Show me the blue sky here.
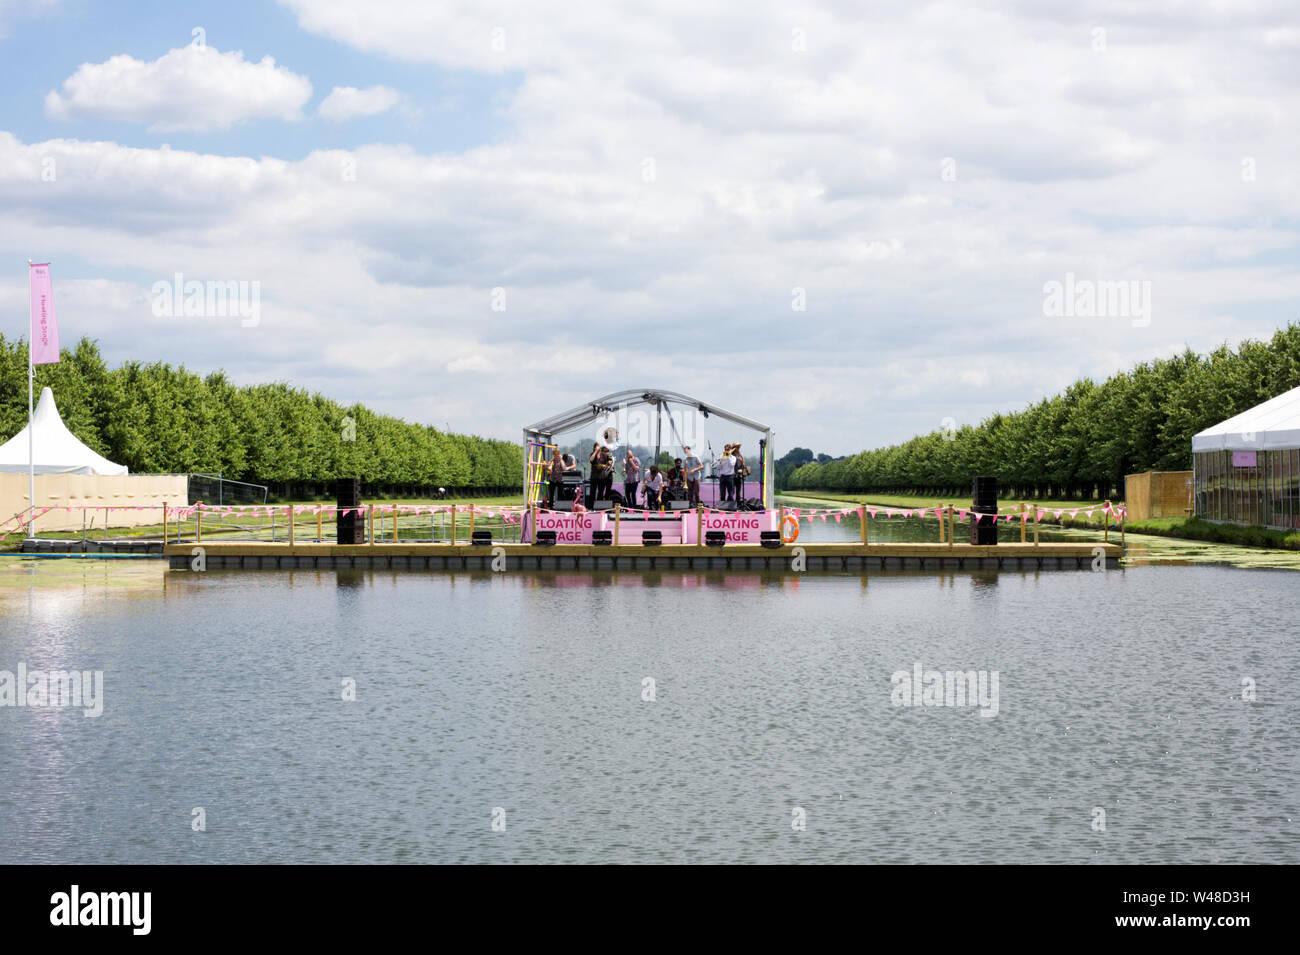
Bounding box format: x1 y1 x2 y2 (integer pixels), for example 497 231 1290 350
1 0 1298 456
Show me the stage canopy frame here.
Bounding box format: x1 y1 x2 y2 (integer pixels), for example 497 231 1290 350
522 389 774 507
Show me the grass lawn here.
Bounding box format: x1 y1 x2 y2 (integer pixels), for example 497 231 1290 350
778 490 1112 510
2 494 528 548
777 489 1119 527
1125 516 1300 551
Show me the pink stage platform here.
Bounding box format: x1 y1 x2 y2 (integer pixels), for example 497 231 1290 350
526 507 777 544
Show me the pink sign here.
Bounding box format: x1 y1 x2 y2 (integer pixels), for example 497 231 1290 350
1232 450 1257 467
28 263 60 365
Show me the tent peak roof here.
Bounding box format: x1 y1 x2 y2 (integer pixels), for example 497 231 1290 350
524 389 770 436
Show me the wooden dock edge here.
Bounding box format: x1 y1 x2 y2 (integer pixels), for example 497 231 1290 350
165 541 1123 573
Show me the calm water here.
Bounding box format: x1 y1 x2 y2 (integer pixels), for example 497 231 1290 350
1 544 1297 864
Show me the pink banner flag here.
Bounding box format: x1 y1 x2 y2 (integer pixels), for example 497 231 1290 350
29 263 60 364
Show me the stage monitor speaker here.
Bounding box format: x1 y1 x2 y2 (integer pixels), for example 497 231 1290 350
704 530 726 547
592 499 614 511
534 530 557 546
642 530 663 546
551 500 574 512
713 500 737 512
668 500 690 510
471 530 493 546
592 530 613 546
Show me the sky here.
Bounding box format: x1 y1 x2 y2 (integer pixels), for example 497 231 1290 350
1 0 1297 457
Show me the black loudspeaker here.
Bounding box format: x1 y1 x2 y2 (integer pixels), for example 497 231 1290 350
592 499 614 511
668 500 690 510
642 531 662 546
335 477 361 506
972 476 999 507
336 511 365 544
534 530 557 546
704 530 726 547
759 530 783 549
471 530 493 546
713 500 737 512
592 530 613 546
551 500 574 512
969 511 998 545
335 477 364 543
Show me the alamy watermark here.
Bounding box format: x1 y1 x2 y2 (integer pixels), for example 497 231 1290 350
1043 271 1150 327
152 272 260 327
0 663 103 717
890 662 999 717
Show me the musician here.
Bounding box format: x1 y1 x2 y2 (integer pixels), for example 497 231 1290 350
732 443 749 503
589 443 614 505
545 448 564 509
622 449 641 508
642 465 666 510
715 443 736 502
668 457 684 486
683 445 703 506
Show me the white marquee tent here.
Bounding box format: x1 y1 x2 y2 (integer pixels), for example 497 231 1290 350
0 386 127 475
1192 383 1300 451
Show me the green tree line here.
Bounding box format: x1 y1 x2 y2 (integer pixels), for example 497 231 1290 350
0 336 521 497
785 322 1300 499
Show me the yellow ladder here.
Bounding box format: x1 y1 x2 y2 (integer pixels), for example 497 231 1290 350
526 441 556 506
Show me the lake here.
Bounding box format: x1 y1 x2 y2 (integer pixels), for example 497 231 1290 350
1 522 1297 863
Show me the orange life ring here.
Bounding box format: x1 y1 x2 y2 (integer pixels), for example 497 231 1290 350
781 514 800 543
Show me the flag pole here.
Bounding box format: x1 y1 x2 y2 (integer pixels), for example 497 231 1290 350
26 258 34 538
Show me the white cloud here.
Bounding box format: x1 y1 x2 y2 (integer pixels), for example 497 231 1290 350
5 2 1300 453
445 354 493 373
317 85 401 121
45 44 312 132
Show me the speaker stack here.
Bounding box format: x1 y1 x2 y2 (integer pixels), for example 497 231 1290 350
335 477 365 544
970 476 999 545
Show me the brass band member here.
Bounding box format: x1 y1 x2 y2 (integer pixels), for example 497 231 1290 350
732 443 749 502
589 442 614 505
683 445 703 506
622 448 641 507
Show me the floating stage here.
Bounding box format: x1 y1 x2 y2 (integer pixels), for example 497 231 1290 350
164 540 1123 572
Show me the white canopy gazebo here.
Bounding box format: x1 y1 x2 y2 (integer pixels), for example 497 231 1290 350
0 387 127 475
1191 384 1300 527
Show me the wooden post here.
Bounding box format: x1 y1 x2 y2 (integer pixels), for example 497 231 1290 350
1020 502 1027 543
614 504 621 545
288 505 295 545
450 505 457 545
860 504 867 544
697 504 704 546
392 506 398 543
937 504 944 544
104 507 109 540
779 505 785 544
468 505 475 539
316 506 323 541
368 504 375 546
162 503 168 545
195 501 203 543
947 505 954 548
1120 505 1125 548
1034 506 1040 547
1103 501 1110 543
